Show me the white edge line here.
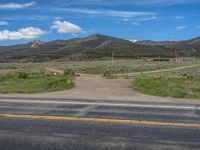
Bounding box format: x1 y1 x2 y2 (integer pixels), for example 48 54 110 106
0 99 195 110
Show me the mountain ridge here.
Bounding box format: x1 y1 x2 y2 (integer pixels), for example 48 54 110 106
0 34 199 62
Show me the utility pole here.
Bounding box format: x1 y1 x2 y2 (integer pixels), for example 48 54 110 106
174 49 177 58
112 51 114 65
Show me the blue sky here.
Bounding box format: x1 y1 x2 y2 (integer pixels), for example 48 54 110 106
0 0 200 45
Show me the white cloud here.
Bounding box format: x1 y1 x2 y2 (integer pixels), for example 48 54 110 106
125 0 200 6
0 16 62 21
0 1 35 9
138 16 159 21
176 25 186 30
121 18 131 22
55 8 155 18
0 21 8 26
0 27 47 41
54 0 200 6
131 22 140 26
51 21 82 34
102 10 154 18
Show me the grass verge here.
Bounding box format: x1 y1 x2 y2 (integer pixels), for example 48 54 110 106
133 76 200 99
0 75 74 94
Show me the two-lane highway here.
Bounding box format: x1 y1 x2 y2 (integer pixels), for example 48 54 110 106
0 98 200 150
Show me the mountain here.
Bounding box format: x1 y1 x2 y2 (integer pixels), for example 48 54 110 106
30 40 45 48
136 37 200 56
136 40 181 47
0 34 199 62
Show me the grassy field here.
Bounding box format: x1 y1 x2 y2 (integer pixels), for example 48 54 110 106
0 73 74 94
133 61 200 99
143 65 200 77
0 59 200 75
0 59 199 97
134 76 200 99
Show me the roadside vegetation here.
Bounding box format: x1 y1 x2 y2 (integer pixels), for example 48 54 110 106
103 69 118 79
133 65 200 99
0 71 74 94
0 58 200 98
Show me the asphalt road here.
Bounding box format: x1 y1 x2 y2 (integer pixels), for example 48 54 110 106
0 98 200 150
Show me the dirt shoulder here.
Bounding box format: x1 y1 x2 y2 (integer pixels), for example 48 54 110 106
0 75 200 104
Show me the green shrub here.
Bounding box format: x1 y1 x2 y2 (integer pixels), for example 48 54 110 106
17 72 28 79
63 68 75 76
103 69 117 79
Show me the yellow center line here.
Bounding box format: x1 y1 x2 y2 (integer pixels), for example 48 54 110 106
0 113 200 128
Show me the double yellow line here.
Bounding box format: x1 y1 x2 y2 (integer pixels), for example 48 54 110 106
1 113 200 128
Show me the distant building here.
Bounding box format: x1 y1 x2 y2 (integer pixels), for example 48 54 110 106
169 58 184 62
